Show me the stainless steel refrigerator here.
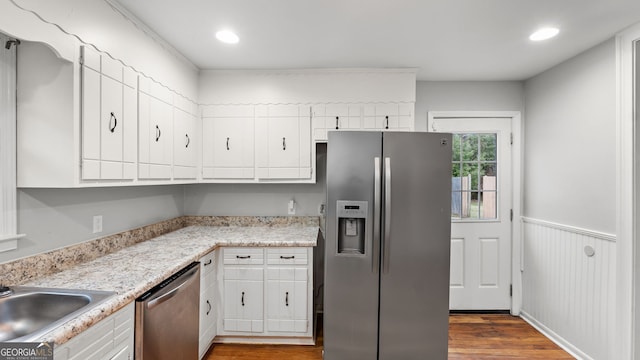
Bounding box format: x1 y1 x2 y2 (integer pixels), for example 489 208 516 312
324 131 452 360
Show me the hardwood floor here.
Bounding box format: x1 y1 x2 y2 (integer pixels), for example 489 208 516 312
205 314 574 359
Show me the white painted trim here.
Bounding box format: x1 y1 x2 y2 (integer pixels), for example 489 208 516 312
0 32 23 253
616 22 640 360
426 110 523 316
522 217 616 242
520 311 590 360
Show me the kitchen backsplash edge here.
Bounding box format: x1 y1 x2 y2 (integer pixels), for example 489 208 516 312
0 216 319 286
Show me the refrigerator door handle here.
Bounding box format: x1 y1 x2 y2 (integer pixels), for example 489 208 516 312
383 157 391 274
373 157 381 273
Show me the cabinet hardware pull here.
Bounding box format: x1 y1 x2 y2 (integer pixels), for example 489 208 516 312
226 137 230 150
206 300 211 315
385 115 389 129
280 255 295 259
185 134 190 148
241 291 245 306
203 259 212 266
109 112 117 133
282 137 286 150
285 291 289 307
155 125 161 141
236 255 251 259
335 116 339 130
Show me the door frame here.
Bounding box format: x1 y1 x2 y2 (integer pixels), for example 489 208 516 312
427 111 522 315
616 22 640 360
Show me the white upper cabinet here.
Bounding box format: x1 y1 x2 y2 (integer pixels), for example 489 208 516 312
255 105 311 180
363 103 413 131
202 105 255 180
312 102 415 142
138 77 173 180
173 108 198 180
312 104 364 141
80 46 137 181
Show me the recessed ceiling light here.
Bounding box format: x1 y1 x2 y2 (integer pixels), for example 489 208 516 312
529 27 560 41
216 30 239 44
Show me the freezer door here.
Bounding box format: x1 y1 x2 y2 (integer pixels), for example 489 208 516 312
378 132 452 360
324 131 381 360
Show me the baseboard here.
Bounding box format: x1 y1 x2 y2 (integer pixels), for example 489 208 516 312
520 311 587 360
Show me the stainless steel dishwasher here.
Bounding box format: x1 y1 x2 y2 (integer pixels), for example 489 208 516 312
135 262 200 360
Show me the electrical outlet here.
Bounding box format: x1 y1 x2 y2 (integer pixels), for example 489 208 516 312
318 203 326 215
93 215 103 234
288 200 296 215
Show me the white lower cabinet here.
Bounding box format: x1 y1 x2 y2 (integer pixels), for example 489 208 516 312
223 267 264 332
199 250 218 359
54 302 134 360
217 247 313 344
266 267 308 333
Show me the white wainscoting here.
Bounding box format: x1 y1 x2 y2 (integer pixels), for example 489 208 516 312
521 217 616 360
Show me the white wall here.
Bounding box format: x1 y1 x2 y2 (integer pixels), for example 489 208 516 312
415 81 524 131
524 39 616 233
183 145 327 217
521 38 617 360
199 69 416 104
1 186 185 264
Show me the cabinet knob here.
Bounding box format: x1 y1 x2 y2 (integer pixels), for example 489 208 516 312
285 291 289 307
282 137 286 151
336 116 339 130
226 137 230 151
280 255 295 260
385 115 389 129
236 255 251 259
185 134 190 148
241 291 245 306
155 125 161 142
206 300 211 315
203 259 212 266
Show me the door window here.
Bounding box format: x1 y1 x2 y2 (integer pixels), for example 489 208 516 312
451 133 498 220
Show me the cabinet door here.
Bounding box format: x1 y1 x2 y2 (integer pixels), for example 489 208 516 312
139 94 172 179
173 109 198 179
266 267 308 333
100 74 124 179
268 116 300 168
202 115 254 179
199 251 217 358
108 347 129 360
100 75 123 163
255 105 311 179
148 98 172 165
223 267 264 333
311 105 326 141
122 84 137 179
81 66 101 180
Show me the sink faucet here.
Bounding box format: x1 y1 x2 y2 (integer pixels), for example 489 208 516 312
0 285 13 297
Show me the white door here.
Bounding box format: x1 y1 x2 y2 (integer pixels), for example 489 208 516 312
429 117 512 310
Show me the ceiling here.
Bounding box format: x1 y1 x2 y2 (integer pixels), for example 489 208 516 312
112 0 640 81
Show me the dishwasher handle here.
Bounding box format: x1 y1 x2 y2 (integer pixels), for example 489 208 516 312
146 264 199 310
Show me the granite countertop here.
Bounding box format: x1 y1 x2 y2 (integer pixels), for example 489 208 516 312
21 224 319 345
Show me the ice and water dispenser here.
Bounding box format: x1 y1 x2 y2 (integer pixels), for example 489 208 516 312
336 200 368 255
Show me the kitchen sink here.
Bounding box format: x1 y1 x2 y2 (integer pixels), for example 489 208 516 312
0 286 115 342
